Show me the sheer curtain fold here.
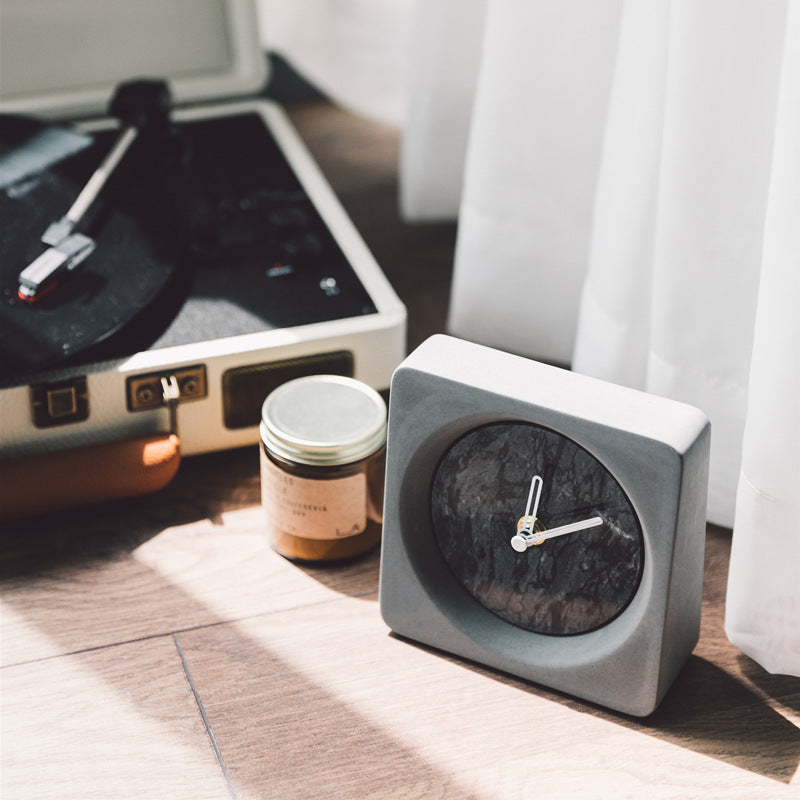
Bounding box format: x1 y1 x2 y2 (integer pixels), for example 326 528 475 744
724 1 800 676
447 0 623 364
399 0 487 220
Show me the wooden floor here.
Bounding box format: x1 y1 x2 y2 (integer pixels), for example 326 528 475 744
2 99 799 800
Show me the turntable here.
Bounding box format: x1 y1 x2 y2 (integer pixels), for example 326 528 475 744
0 0 406 518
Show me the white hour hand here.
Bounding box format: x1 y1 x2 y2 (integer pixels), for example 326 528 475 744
510 515 603 552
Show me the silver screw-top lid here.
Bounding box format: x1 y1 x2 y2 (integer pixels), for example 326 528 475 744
260 375 387 466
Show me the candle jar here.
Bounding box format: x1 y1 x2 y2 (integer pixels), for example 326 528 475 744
260 375 387 562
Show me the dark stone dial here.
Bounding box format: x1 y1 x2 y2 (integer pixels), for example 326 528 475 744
430 422 644 636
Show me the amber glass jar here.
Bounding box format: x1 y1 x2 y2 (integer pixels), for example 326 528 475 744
260 375 387 562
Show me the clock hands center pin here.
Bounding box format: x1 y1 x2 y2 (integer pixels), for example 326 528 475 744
510 474 603 552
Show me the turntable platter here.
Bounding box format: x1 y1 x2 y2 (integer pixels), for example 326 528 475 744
0 115 183 377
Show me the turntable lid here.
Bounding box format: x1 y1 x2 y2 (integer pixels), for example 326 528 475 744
0 0 268 120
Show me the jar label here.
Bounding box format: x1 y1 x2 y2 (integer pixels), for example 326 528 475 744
261 450 367 539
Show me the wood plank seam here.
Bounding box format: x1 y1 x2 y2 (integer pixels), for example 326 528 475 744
0 589 379 670
173 632 238 799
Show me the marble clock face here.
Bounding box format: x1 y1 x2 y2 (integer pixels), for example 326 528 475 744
430 421 644 636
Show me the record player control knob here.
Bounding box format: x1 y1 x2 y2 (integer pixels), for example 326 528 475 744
320 278 340 297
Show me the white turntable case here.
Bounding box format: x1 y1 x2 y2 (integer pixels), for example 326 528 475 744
0 0 406 466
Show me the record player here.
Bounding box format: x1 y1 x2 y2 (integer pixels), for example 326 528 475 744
0 0 406 518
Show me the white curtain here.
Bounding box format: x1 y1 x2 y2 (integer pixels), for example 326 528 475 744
723 3 800 677
256 0 799 675
568 0 799 676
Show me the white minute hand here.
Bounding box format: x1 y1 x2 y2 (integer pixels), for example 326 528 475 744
510 515 603 552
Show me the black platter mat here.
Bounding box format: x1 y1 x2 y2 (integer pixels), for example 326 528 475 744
0 115 185 377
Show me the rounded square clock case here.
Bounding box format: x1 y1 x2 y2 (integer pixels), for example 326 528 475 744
378 335 710 717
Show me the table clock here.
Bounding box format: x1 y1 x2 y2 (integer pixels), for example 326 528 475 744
379 335 710 716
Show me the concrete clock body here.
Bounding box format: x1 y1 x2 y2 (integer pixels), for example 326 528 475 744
378 335 710 716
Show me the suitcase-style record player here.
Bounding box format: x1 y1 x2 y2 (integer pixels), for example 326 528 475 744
0 0 406 518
